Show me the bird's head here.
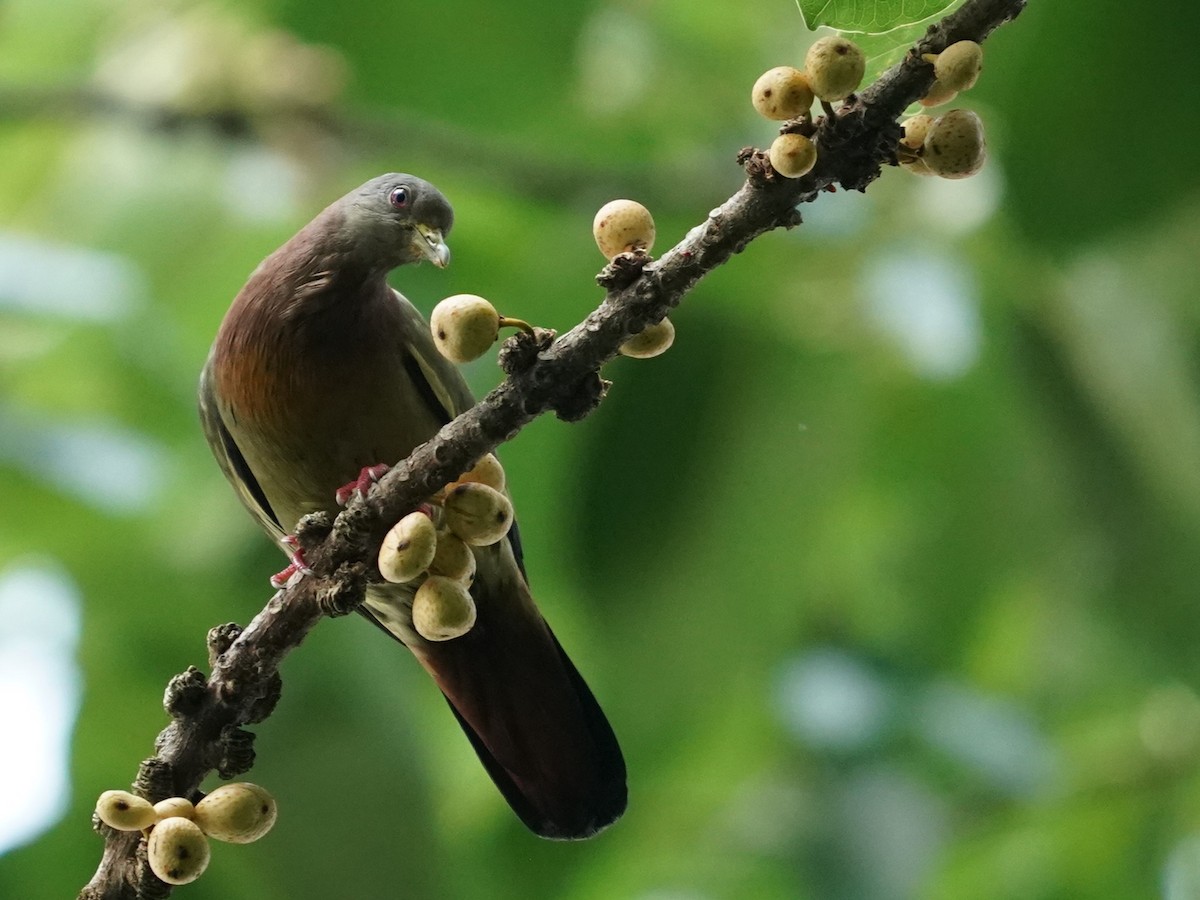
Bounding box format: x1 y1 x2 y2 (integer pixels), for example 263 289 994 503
340 173 454 271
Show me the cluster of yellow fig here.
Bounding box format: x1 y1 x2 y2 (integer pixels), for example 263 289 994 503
750 36 867 179
747 34 986 182
897 41 987 179
376 454 512 641
899 108 986 179
95 783 276 885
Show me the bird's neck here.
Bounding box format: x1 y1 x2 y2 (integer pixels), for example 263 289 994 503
249 212 393 322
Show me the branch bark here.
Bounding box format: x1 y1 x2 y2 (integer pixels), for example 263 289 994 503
80 1 1026 895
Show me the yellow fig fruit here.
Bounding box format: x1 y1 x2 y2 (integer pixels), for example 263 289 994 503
153 797 195 821
919 79 958 108
898 115 937 176
378 511 438 584
804 36 866 101
193 782 277 844
933 40 983 92
412 576 477 641
454 453 506 492
768 133 817 179
427 530 477 584
923 108 986 179
147 817 210 885
431 294 501 364
751 66 814 120
593 199 655 259
95 790 157 832
900 114 934 150
619 317 676 359
900 156 937 177
443 482 514 546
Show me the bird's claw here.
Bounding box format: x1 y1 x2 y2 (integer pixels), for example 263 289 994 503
335 463 391 506
270 535 314 588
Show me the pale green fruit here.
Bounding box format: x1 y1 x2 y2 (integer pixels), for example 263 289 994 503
804 36 865 101
619 317 676 359
193 782 277 844
378 511 438 584
593 199 655 259
768 133 817 178
924 108 986 179
934 41 983 92
455 453 506 491
412 576 477 641
147 817 211 885
95 790 157 831
751 66 814 120
431 294 500 363
153 798 195 821
900 114 934 150
444 482 514 546
427 530 476 584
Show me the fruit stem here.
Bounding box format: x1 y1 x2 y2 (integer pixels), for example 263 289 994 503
498 316 535 335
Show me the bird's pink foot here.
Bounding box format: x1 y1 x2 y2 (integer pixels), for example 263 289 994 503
270 535 314 588
335 464 392 506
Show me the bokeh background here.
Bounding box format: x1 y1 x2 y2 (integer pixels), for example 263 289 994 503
3 0 1200 897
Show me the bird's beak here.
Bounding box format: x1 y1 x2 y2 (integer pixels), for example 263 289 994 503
414 223 451 268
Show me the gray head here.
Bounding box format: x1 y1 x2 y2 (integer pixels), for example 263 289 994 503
338 173 454 271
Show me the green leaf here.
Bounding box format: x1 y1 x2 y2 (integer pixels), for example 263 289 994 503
797 0 961 34
795 0 967 84
853 18 940 83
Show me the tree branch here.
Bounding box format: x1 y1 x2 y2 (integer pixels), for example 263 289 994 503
80 1 1026 895
0 84 704 211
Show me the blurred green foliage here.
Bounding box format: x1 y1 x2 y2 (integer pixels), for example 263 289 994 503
2 1 1200 898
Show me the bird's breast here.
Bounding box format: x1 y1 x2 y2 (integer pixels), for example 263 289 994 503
214 291 444 529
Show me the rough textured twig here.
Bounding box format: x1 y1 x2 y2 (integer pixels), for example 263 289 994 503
80 1 1026 895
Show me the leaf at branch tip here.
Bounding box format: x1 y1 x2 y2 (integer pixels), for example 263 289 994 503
796 0 968 88
796 0 961 33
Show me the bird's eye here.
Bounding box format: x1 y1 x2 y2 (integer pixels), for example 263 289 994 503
389 187 410 209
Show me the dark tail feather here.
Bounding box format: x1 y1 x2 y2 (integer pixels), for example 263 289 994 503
414 577 627 840
443 633 626 839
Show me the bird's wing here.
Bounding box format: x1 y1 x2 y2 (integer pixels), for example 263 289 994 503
198 358 287 544
389 288 528 576
392 287 475 418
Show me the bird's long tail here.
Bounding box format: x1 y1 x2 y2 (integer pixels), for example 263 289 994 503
364 553 627 840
